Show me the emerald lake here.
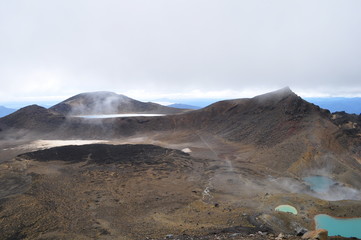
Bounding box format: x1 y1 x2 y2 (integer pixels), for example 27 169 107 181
315 214 361 238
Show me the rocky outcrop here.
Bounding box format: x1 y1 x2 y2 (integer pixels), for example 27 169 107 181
330 111 361 160
302 229 328 240
331 111 361 137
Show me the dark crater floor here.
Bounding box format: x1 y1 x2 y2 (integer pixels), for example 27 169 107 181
18 144 190 165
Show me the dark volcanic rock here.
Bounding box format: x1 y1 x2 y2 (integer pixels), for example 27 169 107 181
330 111 361 158
18 144 190 166
331 111 361 137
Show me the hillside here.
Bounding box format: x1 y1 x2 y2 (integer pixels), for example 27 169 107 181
0 105 65 135
172 87 330 143
50 91 188 115
0 88 360 239
161 88 361 180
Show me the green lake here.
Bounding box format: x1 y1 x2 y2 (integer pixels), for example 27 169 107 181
275 205 297 215
304 176 334 193
315 214 361 238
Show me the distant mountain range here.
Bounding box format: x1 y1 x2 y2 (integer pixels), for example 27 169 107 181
0 106 16 118
305 97 361 114
167 103 200 110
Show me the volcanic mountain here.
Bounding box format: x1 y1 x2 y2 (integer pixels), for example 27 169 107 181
0 88 360 239
49 91 188 115
1 87 360 178
0 105 65 135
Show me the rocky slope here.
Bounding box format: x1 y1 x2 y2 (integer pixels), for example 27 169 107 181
1 143 360 239
172 87 331 144
330 111 361 137
0 144 208 239
0 105 65 135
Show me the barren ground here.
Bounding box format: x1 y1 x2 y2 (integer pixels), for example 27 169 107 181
0 132 360 240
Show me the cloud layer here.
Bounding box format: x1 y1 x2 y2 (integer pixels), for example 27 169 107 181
1 0 361 103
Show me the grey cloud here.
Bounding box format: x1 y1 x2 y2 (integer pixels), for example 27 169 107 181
1 0 361 102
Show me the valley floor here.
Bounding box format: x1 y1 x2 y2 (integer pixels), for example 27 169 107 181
0 132 360 239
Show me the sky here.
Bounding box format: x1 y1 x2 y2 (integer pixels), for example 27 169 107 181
1 0 361 106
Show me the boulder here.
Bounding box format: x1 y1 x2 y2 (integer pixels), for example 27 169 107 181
302 229 328 240
275 233 285 240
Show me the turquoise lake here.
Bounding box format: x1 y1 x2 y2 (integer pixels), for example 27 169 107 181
304 176 335 193
315 214 361 238
275 205 298 215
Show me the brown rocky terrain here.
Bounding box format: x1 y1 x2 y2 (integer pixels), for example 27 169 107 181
330 111 361 159
0 88 360 239
330 111 361 136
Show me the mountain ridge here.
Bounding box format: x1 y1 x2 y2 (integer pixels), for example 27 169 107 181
0 88 359 178
49 91 188 115
0 88 341 142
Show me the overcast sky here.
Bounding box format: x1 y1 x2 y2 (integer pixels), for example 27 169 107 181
1 0 361 105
